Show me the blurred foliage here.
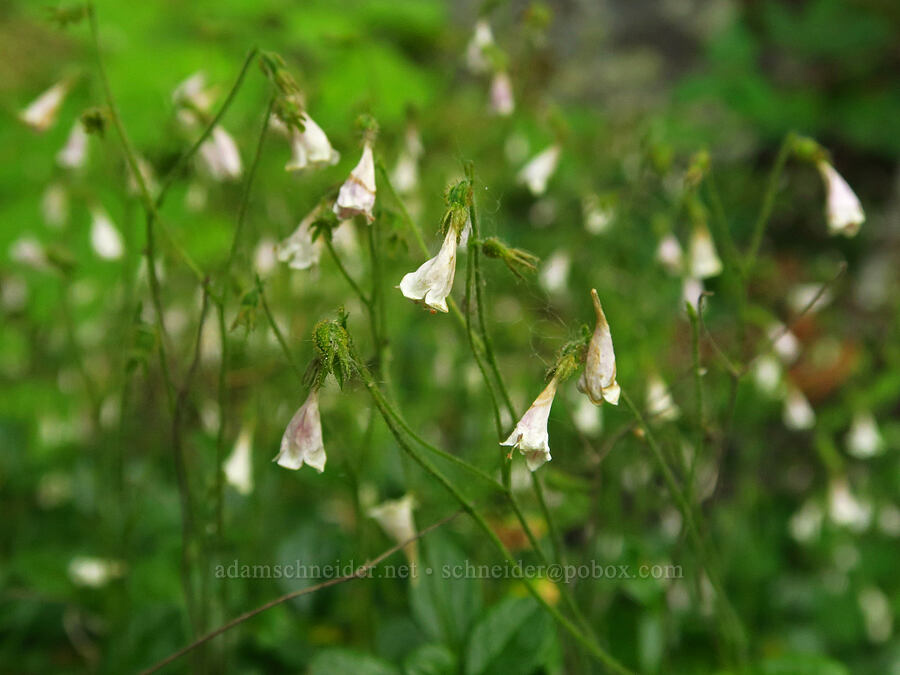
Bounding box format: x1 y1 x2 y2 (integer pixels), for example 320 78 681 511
1 0 899 673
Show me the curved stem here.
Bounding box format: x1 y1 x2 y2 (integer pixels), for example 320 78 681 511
744 133 795 276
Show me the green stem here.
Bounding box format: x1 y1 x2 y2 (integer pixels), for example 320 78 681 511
157 47 260 207
324 237 370 307
355 354 632 675
257 279 305 381
620 388 747 665
744 133 795 276
685 304 705 506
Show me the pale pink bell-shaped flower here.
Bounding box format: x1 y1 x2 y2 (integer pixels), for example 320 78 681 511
828 478 871 531
224 426 254 495
369 495 418 568
391 126 424 195
582 194 613 234
274 390 326 472
501 376 560 471
172 71 216 112
517 145 560 196
198 126 242 181
577 289 620 406
817 160 864 237
56 122 89 169
10 237 47 270
646 374 679 421
688 222 722 279
782 384 815 431
845 411 883 459
656 233 683 275
276 207 322 270
90 208 124 261
682 277 704 312
334 143 376 223
489 71 515 117
20 81 69 132
285 113 340 171
398 225 459 313
466 19 495 73
768 322 801 364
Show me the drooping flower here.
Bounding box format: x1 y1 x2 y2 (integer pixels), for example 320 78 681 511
845 412 883 459
285 112 340 171
334 143 376 223
517 145 560 196
276 206 322 270
828 478 872 532
398 224 459 313
688 222 722 279
817 160 864 237
466 19 495 73
391 125 424 195
68 556 125 588
782 383 815 431
369 495 418 568
768 322 800 364
577 289 620 406
172 71 216 112
539 250 570 295
9 237 47 270
751 354 783 397
501 375 560 471
274 389 326 472
42 183 69 228
20 81 69 132
224 426 254 495
646 374 679 421
56 121 89 169
582 194 613 235
198 126 242 181
489 71 515 117
90 208 124 260
655 233 683 275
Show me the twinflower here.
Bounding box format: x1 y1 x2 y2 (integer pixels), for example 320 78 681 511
688 222 722 279
90 208 124 261
224 426 254 495
334 143 376 223
198 126 243 181
20 81 69 132
817 160 864 236
274 390 326 472
501 375 560 471
285 112 340 171
276 206 322 270
517 145 560 196
398 224 460 313
489 71 515 117
577 289 620 406
369 495 419 569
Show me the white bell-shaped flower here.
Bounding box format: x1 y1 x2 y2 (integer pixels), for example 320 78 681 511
517 145 560 196
274 390 326 472
172 71 215 112
817 160 864 237
828 478 872 531
398 225 459 313
56 122 89 169
90 208 124 261
20 81 69 132
782 384 815 431
198 126 242 181
682 276 704 313
224 426 254 495
489 71 515 117
582 194 613 235
466 19 495 73
577 289 620 406
276 207 322 270
768 322 800 364
285 113 340 171
845 412 883 459
334 143 376 223
752 354 783 397
655 233 683 275
42 183 69 228
369 495 418 568
9 237 47 270
646 374 679 421
688 222 722 279
68 556 124 588
501 375 560 471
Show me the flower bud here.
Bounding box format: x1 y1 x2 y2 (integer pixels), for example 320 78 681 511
481 237 538 280
56 122 89 169
688 221 722 279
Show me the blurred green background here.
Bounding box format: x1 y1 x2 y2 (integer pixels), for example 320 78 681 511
1 0 899 673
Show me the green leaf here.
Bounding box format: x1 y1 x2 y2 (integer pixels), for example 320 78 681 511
403 643 457 675
464 596 556 675
308 648 401 675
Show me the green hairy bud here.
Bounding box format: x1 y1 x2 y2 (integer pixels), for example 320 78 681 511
311 310 356 388
81 108 107 136
481 237 539 280
546 328 591 382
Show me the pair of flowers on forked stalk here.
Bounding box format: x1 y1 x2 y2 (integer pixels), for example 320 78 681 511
274 286 619 476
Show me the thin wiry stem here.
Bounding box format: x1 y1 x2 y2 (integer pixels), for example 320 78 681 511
744 133 795 275
157 47 260 206
138 509 465 675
